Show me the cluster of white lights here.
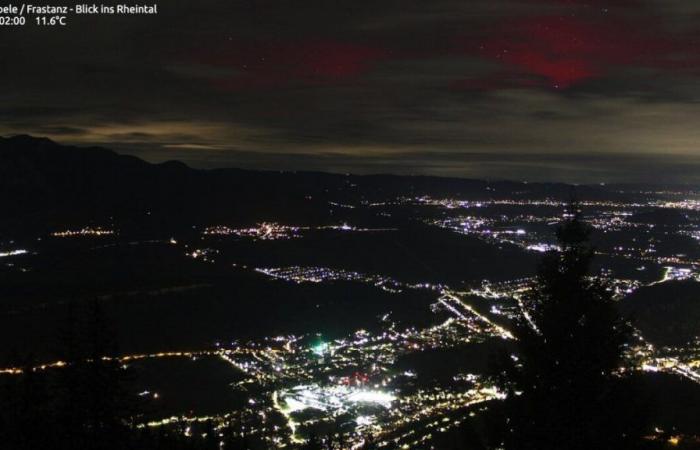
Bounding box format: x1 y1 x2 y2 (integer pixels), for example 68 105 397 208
279 384 396 414
51 227 114 237
0 249 28 258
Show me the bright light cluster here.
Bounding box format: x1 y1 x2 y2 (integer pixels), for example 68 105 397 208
0 249 28 258
51 227 114 237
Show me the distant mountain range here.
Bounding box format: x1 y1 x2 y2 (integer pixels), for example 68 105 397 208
0 135 633 236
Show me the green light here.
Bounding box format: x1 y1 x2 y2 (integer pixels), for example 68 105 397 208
311 341 329 356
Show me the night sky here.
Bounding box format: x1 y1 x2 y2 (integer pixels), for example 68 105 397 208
3 0 700 183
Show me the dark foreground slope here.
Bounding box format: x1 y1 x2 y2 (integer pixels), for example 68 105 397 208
620 280 700 347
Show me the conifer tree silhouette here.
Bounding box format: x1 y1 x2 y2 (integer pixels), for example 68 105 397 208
491 201 649 450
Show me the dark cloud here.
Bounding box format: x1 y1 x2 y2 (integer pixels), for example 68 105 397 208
2 0 700 183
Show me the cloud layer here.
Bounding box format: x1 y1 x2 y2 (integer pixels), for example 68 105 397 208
2 0 700 183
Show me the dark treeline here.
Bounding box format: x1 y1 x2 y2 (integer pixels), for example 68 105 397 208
0 301 250 450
